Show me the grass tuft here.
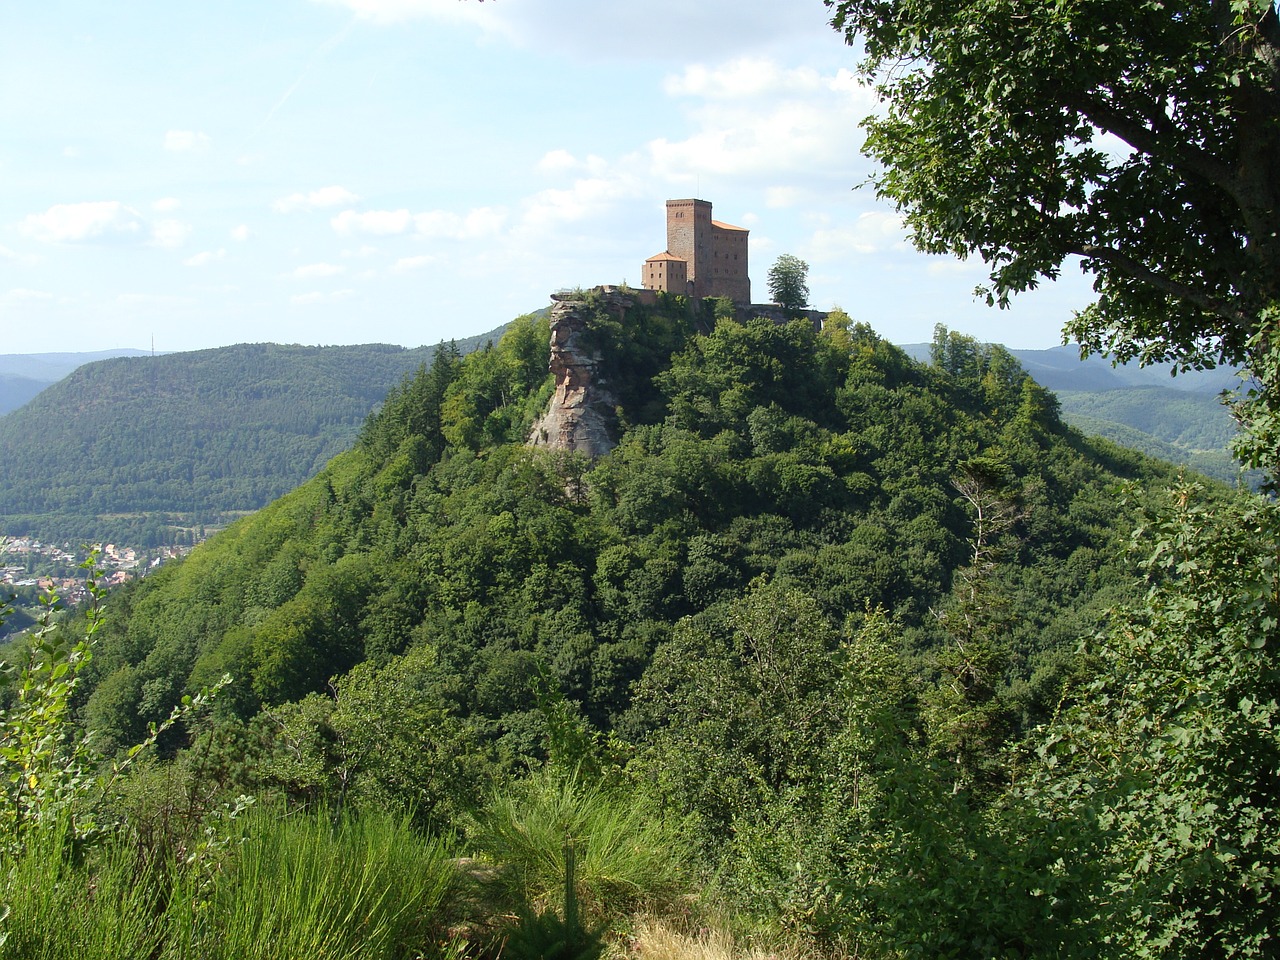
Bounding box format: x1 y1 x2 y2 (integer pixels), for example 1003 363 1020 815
473 766 693 924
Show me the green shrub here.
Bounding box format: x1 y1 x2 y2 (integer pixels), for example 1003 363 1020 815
473 765 692 924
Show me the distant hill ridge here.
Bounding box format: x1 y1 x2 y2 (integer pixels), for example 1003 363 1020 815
898 342 1240 394
0 330 506 544
0 349 151 415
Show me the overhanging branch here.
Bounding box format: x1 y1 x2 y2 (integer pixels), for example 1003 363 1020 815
1065 94 1244 206
1069 243 1253 332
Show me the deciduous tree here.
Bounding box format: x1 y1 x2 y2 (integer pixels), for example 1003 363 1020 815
766 254 811 316
827 0 1280 474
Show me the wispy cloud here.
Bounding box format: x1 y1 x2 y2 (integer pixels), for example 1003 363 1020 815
152 219 193 248
391 254 433 273
185 249 227 267
807 212 909 258
21 201 147 244
289 262 346 279
330 208 412 236
20 200 193 248
537 150 608 176
647 59 880 183
414 206 507 240
116 292 196 307
664 58 824 100
291 288 355 305
164 130 211 153
2 288 55 302
308 0 497 28
273 185 361 213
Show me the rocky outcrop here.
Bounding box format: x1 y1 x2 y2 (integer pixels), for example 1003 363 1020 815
527 290 625 457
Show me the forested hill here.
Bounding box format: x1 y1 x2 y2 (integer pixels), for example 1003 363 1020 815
79 296 1189 766
0 349 149 416
901 341 1253 485
0 332 503 545
46 296 1268 952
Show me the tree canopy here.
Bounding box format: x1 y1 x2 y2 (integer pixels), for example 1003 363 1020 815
766 254 811 315
826 0 1280 474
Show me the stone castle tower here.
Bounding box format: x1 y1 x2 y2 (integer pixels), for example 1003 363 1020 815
641 199 750 304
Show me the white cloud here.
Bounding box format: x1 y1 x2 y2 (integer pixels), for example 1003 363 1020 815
538 149 578 174
808 211 909 258
309 0 498 28
414 206 507 240
164 130 211 153
927 258 984 276
151 219 192 248
330 208 412 236
116 292 195 307
3 288 54 302
341 245 379 258
289 262 346 279
646 58 881 185
664 58 823 100
21 201 147 244
537 150 609 176
0 245 40 267
391 254 434 273
62 146 80 159
230 224 251 242
367 1 819 59
520 176 641 233
152 197 181 212
648 97 863 180
291 288 355 306
765 186 804 208
272 185 361 213
184 249 226 267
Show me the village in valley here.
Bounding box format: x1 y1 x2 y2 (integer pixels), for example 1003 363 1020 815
1 537 191 606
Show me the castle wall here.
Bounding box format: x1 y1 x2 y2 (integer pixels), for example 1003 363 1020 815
642 199 751 304
708 222 750 303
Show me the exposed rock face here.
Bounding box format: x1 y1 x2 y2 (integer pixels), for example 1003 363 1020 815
527 290 622 457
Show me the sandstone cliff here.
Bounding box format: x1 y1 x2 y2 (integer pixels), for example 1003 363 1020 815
527 290 623 457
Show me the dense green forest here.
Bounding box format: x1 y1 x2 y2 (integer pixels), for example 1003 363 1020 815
6 292 1274 956
0 335 501 546
74 302 1168 754
899 343 1255 487
1 332 1249 553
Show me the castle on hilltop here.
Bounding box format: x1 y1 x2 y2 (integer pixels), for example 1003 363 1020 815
642 199 750 304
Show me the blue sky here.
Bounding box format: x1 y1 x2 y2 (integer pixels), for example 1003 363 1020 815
1 0 1096 355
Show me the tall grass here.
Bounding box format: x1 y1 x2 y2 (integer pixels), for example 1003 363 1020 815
473 766 692 923
0 819 166 960
0 809 462 960
172 808 460 960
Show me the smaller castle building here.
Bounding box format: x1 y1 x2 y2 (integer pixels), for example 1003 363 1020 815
642 199 750 304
